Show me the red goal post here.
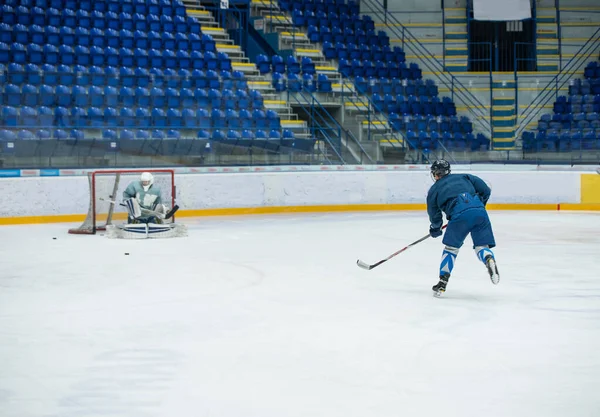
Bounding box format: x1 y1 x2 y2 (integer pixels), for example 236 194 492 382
68 169 176 235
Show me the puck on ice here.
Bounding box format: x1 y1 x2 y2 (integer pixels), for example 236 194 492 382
125 252 129 255
52 237 57 240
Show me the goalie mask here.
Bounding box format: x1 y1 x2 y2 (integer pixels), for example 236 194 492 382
140 172 154 191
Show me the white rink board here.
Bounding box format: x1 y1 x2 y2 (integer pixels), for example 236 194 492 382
0 169 583 218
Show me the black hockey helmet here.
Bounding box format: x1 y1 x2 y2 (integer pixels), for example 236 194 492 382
430 159 451 180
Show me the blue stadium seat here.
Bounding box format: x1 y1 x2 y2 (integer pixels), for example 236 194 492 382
209 88 222 108
120 129 134 140
240 109 252 129
2 106 18 126
134 30 148 49
240 129 255 147
180 88 193 107
165 87 179 107
317 74 332 92
226 110 240 129
18 130 36 140
194 88 209 107
19 106 38 127
303 73 316 92
250 90 263 108
136 108 150 128
266 110 280 129
287 56 301 75
103 107 118 127
119 107 135 128
22 84 38 107
135 87 150 107
256 54 270 74
120 86 135 107
272 55 285 73
136 129 150 140
167 108 182 128
212 129 225 141
191 50 204 70
182 108 196 127
10 42 26 64
253 109 267 129
150 87 165 107
211 108 226 129
197 109 210 129
152 108 166 127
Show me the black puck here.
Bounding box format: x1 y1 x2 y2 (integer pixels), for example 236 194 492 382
125 253 130 255
52 237 57 240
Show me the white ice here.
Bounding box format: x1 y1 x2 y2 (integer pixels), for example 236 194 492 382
0 211 599 417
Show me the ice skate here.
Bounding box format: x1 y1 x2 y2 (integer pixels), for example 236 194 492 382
485 255 500 285
432 274 450 297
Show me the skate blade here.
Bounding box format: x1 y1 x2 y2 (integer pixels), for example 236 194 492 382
433 289 445 298
486 258 500 285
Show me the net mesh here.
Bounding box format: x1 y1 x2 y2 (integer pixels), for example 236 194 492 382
68 170 175 234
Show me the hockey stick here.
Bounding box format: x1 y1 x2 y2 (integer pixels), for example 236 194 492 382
356 224 448 270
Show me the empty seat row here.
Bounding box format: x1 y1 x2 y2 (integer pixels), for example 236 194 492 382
389 114 473 134
323 42 404 63
357 77 438 97
0 26 213 50
1 86 259 109
279 0 360 16
1 106 283 129
1 44 226 70
0 1 189 25
339 60 422 80
0 128 292 141
256 55 317 75
0 65 248 91
522 130 600 152
271 73 330 93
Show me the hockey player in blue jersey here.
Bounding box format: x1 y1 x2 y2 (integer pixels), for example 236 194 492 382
427 160 499 297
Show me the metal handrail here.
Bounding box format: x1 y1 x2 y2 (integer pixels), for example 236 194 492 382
361 0 492 137
516 27 600 138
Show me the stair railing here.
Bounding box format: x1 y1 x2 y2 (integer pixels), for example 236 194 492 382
361 0 492 138
515 27 600 139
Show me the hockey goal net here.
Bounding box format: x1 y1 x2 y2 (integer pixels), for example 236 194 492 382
68 169 176 235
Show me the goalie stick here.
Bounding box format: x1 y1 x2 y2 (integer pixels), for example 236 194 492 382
357 225 448 271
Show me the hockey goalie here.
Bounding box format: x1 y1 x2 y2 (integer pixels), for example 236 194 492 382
106 172 187 239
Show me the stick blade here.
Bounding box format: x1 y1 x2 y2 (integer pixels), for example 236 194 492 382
356 259 372 270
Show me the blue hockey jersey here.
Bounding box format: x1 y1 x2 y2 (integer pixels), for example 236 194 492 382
426 174 491 229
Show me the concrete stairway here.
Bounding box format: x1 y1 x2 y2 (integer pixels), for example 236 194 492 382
184 2 312 138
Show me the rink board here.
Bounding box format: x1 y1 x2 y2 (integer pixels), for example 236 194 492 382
0 166 599 225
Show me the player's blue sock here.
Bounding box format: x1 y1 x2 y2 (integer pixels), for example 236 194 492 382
476 247 494 263
439 248 457 276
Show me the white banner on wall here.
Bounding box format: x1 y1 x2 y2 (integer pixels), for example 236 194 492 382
473 0 531 21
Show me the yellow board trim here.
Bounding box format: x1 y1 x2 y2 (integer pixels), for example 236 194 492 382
3 203 600 225
581 173 600 204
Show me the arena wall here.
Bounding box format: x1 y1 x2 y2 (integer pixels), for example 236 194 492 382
0 165 599 225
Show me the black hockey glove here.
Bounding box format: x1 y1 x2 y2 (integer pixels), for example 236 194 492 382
429 226 443 238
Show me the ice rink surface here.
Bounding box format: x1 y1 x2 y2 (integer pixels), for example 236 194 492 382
1 211 599 417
